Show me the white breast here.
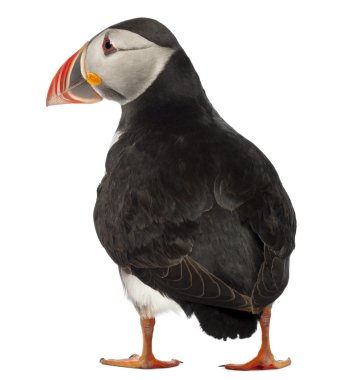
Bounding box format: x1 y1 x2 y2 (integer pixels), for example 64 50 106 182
109 130 122 148
120 269 181 318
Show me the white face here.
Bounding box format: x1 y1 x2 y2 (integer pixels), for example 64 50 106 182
83 29 175 104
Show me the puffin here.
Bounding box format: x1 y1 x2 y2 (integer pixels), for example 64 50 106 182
46 18 296 370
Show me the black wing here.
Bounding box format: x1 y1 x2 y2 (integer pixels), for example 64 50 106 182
94 127 296 312
94 136 213 268
94 134 253 311
213 134 297 310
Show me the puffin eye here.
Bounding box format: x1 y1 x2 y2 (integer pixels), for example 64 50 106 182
102 34 117 56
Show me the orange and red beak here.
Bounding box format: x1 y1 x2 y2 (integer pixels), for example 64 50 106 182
46 43 102 106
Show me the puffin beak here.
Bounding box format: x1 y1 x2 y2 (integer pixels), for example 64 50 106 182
46 43 102 106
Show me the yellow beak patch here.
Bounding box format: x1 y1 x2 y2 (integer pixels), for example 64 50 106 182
86 72 102 86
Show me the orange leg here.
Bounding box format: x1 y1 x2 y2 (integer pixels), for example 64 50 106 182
100 317 180 369
224 305 291 370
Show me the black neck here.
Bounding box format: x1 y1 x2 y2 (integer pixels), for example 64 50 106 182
118 49 215 131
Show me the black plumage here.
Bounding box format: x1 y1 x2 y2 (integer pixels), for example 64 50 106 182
93 19 296 341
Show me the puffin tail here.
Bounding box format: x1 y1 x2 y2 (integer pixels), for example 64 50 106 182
183 303 260 340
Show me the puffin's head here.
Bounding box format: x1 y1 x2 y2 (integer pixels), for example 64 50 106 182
46 18 180 106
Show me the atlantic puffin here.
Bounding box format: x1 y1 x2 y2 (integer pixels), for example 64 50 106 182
46 18 296 370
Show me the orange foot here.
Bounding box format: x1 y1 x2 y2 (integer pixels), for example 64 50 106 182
223 355 291 371
100 354 180 369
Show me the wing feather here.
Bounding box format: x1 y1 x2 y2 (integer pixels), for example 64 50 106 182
94 127 296 312
132 256 253 312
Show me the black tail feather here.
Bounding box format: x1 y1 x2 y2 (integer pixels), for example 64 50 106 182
182 302 260 340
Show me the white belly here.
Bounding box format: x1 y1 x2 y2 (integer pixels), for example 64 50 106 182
120 269 181 318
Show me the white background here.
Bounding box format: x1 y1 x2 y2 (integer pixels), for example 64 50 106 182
1 0 344 379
